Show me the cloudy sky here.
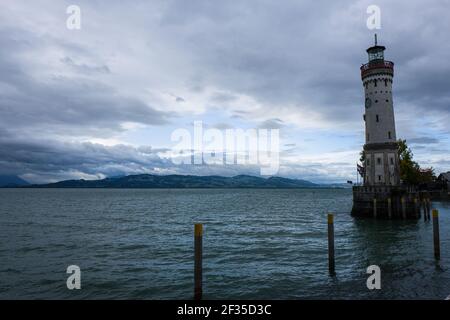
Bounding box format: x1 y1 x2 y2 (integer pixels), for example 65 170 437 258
0 0 449 184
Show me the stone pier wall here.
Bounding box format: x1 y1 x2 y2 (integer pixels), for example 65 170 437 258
352 185 425 219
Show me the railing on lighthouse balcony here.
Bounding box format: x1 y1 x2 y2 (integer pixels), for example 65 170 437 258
360 60 394 78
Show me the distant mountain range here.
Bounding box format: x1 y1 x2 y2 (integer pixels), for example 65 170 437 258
16 174 340 189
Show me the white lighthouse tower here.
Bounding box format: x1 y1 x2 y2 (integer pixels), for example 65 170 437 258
352 36 421 219
361 35 400 186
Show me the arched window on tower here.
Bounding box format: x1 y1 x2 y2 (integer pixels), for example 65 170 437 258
374 80 377 87
384 79 388 86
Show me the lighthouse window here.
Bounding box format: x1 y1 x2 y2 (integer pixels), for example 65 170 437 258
374 80 377 87
375 100 378 103
384 79 388 86
390 158 394 165
388 131 392 139
378 175 382 181
376 115 379 122
377 158 381 165
386 99 389 102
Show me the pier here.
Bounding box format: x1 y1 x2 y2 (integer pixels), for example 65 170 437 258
352 185 430 219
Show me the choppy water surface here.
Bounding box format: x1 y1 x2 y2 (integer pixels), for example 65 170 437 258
0 188 449 299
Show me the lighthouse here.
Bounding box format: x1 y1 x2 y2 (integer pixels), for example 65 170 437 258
361 35 400 186
352 35 421 219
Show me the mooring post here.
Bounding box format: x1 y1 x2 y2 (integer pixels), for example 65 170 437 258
373 198 377 219
427 199 431 221
327 213 335 275
401 197 406 219
414 198 418 219
388 198 392 219
194 223 203 300
432 209 440 260
423 199 427 221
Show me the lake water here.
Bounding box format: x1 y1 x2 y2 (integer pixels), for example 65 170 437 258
0 188 449 299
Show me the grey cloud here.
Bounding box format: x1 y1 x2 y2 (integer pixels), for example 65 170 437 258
167 93 185 103
0 136 171 183
0 131 352 184
212 122 233 130
0 28 170 138
61 57 111 74
0 135 267 183
408 137 440 145
257 118 284 129
210 92 238 104
155 0 450 125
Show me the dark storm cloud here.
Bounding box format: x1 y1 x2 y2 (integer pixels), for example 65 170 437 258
0 134 268 183
159 0 450 121
0 134 172 182
0 27 170 138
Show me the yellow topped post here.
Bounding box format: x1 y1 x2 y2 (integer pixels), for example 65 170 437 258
194 223 203 236
432 209 438 218
327 213 333 224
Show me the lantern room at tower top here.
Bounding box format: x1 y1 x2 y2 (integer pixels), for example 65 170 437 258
367 34 385 61
360 35 394 79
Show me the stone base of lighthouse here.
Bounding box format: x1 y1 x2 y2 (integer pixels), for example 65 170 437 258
351 185 425 219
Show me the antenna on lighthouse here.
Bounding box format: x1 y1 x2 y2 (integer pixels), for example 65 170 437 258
374 33 378 45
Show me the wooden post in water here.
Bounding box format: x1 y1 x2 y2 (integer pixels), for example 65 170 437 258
327 213 335 275
432 209 440 260
427 199 431 221
388 198 392 219
194 223 203 300
401 197 406 219
414 198 419 219
423 199 427 221
373 198 377 219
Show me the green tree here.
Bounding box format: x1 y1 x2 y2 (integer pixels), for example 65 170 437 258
359 150 365 164
398 139 435 185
